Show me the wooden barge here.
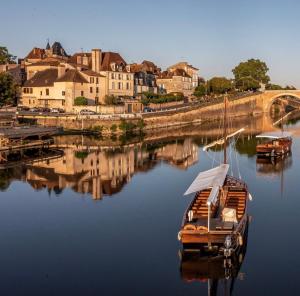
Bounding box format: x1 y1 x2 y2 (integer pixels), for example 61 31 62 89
178 164 249 257
256 131 292 157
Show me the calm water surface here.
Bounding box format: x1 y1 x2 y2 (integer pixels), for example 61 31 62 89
1 116 300 295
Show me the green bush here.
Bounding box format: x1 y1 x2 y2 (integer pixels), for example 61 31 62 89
74 96 88 106
110 124 117 132
92 125 103 133
119 119 136 133
141 92 184 105
104 95 120 105
136 119 145 130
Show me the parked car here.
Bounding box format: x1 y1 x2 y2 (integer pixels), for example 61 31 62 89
17 106 30 112
29 107 40 112
40 107 51 113
143 107 154 113
51 108 65 114
80 109 96 115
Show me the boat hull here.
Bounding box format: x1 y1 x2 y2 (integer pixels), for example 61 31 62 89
256 138 292 157
181 214 248 250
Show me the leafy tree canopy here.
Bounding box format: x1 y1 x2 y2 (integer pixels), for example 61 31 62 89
104 95 120 105
207 77 233 94
235 77 260 91
266 83 283 90
0 46 16 65
193 84 206 97
232 59 270 85
74 96 88 106
0 72 19 106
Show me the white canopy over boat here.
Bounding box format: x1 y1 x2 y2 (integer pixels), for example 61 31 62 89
256 131 292 139
184 164 229 205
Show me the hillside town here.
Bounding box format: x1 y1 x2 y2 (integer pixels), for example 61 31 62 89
0 41 200 114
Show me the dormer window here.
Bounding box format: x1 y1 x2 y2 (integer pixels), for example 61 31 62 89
126 65 130 72
111 63 116 71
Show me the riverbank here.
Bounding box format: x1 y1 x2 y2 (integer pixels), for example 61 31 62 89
18 94 261 135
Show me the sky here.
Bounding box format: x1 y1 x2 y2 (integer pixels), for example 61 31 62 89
2 0 300 87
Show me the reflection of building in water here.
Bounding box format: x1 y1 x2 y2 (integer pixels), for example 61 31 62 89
153 138 198 169
24 138 198 199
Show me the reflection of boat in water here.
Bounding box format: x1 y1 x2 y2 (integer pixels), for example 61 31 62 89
256 131 292 158
178 96 250 257
256 155 292 178
180 221 249 295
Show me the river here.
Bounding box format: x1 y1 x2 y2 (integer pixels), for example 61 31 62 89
0 114 300 295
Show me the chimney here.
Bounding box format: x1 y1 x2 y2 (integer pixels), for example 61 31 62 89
92 49 102 73
57 65 66 79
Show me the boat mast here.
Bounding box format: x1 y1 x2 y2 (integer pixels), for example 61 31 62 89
223 94 228 164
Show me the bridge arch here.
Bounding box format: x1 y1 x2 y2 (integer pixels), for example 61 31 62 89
263 91 300 113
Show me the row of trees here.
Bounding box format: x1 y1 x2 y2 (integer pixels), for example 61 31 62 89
141 92 184 105
194 58 288 98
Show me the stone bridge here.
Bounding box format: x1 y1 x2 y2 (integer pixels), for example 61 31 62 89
244 90 300 113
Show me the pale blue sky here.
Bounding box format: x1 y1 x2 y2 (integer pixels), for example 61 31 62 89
2 0 300 86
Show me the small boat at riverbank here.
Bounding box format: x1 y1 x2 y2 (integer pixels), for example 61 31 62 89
256 131 292 158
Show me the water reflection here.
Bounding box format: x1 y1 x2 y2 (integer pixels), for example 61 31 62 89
256 155 292 178
0 138 198 199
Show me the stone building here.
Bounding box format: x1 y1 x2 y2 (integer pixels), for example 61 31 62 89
130 60 160 95
156 68 193 97
167 62 199 88
21 65 106 111
20 42 134 111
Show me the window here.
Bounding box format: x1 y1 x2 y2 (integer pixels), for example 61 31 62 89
46 89 49 96
127 74 129 80
62 100 65 106
30 88 33 94
96 78 99 84
118 82 122 89
90 77 94 83
90 87 93 93
40 91 42 96
96 87 99 93
118 74 121 80
29 99 31 104
62 91 65 96
112 82 115 89
95 97 99 104
126 82 129 90
81 91 84 96
111 73 114 79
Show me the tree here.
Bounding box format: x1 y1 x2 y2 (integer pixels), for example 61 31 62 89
207 77 232 94
0 72 19 106
232 59 270 88
0 47 16 64
193 84 206 97
285 85 296 90
266 83 283 90
235 77 260 91
74 96 88 105
104 95 120 105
